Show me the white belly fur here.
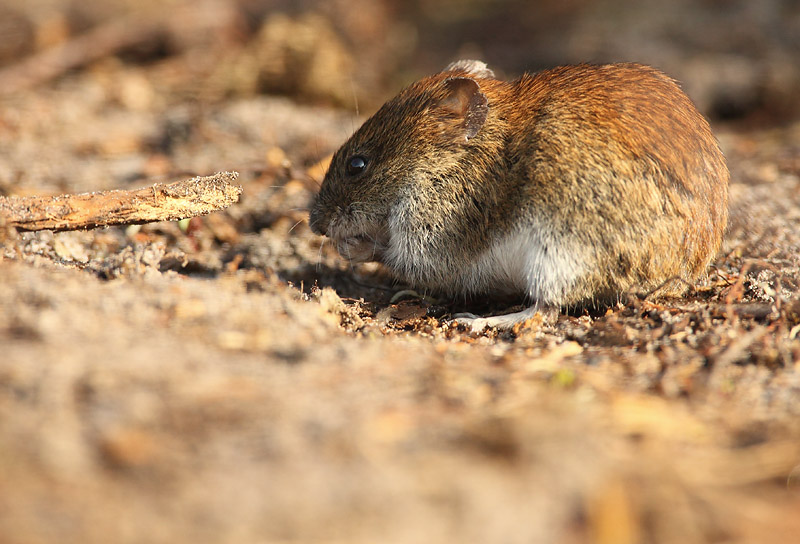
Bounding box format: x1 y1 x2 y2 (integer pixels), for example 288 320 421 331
466 225 586 304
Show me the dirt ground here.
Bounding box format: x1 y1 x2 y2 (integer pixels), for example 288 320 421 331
1 1 800 543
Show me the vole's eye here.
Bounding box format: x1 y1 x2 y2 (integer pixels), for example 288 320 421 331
346 155 367 176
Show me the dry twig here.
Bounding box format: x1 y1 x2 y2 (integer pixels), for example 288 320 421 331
0 172 241 232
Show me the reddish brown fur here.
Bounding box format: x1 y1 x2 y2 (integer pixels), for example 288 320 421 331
310 62 729 309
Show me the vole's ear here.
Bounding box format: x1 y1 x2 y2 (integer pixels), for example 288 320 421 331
435 77 489 142
443 59 495 79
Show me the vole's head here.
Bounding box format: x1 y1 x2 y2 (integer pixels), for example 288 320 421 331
309 60 497 264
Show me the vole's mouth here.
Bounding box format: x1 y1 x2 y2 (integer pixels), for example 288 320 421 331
332 233 387 264
318 210 389 264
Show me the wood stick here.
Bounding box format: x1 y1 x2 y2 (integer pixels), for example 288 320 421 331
0 172 241 232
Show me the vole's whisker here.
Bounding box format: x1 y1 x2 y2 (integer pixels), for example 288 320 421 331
345 245 355 274
351 78 360 118
287 218 305 234
316 238 326 272
372 245 379 261
305 175 322 190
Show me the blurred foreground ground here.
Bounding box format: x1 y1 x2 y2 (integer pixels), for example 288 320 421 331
1 1 800 543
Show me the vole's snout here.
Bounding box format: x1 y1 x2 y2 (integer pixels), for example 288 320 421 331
308 206 328 236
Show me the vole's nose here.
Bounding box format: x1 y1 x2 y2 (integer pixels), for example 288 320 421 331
308 208 328 236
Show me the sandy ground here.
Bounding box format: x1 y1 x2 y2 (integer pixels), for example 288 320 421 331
1 1 800 543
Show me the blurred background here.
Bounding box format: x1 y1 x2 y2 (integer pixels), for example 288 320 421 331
2 0 799 123
2 3 800 544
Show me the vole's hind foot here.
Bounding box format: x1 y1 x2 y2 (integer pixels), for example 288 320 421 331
452 306 557 333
